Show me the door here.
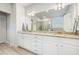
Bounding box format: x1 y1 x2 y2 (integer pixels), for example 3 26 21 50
0 12 7 43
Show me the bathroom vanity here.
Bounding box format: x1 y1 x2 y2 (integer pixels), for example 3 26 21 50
17 32 79 55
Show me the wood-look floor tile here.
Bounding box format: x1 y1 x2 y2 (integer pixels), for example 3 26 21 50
0 43 33 55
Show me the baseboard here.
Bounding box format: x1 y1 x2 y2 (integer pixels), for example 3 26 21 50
0 41 6 44
9 43 18 47
6 41 18 47
18 46 38 55
0 42 6 44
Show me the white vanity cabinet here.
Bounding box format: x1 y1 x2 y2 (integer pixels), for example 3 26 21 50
33 36 60 55
42 36 59 55
33 36 43 54
23 34 36 52
59 38 79 55
42 37 79 55
17 33 79 55
17 34 35 51
17 34 25 47
17 34 43 54
59 43 79 55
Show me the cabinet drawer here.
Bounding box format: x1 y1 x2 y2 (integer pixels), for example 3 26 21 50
43 36 59 42
60 38 79 46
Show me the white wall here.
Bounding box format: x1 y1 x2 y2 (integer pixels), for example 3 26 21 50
64 4 77 32
6 4 17 46
16 4 26 32
6 3 29 46
6 3 26 46
77 4 79 31
0 3 17 46
0 3 12 14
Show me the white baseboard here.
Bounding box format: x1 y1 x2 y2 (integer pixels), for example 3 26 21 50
0 40 6 44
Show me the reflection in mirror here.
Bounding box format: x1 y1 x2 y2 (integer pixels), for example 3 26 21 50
25 14 64 32
51 16 64 32
21 3 78 33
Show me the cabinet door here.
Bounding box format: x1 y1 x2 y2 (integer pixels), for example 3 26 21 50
17 34 42 54
42 37 59 55
17 34 25 47
59 43 79 55
33 36 43 55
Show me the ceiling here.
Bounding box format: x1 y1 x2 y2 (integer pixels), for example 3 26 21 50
16 3 32 7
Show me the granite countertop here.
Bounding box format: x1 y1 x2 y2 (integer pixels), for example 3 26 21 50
18 31 79 39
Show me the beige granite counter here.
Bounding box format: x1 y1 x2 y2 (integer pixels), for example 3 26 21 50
18 31 79 39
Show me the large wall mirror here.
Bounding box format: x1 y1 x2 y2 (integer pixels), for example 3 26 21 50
20 3 79 33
